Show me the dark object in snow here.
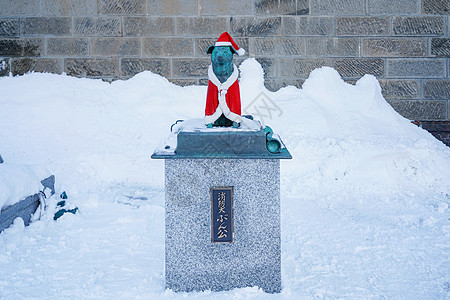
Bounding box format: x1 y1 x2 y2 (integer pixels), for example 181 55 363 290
0 155 3 163
41 175 55 196
0 175 55 233
54 191 78 221
53 207 78 221
0 194 41 232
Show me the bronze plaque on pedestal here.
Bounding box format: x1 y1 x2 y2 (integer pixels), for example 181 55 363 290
211 187 233 243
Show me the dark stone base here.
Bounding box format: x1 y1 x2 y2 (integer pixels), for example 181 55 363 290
153 130 292 159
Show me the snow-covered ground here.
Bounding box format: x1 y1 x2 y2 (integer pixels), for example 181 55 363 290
0 59 449 299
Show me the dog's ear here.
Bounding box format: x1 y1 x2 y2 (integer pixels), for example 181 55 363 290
207 45 215 55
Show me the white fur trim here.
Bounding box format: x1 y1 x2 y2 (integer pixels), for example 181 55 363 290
226 111 242 122
205 109 222 124
215 41 232 47
208 64 238 90
214 41 243 56
205 64 242 124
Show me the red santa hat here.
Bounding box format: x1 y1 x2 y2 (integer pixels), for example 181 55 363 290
207 32 245 56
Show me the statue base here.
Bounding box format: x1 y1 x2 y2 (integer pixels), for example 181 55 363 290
152 126 291 293
164 158 281 293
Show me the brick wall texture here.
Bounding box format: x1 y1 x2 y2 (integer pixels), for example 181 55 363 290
0 0 449 123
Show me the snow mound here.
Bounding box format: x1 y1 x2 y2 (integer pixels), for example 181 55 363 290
0 59 449 298
2 60 447 195
268 66 450 196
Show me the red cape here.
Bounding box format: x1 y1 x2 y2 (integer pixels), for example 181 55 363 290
204 65 242 124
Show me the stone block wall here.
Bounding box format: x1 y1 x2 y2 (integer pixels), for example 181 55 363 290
0 0 449 124
419 121 450 146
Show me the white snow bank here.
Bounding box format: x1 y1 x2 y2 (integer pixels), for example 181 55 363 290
0 59 449 299
2 60 447 195
266 65 450 196
0 71 205 188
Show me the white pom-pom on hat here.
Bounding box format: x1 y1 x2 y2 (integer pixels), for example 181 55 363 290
237 48 245 56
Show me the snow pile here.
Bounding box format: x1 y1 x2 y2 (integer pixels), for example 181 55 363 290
267 66 450 195
0 59 449 298
0 71 204 188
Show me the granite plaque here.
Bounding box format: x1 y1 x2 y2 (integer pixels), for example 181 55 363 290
211 187 233 243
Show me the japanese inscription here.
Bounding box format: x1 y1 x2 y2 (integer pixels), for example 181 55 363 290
211 187 233 243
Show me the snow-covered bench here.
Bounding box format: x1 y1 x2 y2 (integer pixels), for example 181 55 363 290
0 157 54 232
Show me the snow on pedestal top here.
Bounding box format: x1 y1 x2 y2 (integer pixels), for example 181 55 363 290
152 117 262 157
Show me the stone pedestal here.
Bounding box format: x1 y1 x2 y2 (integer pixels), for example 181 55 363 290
152 126 291 293
165 158 280 292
